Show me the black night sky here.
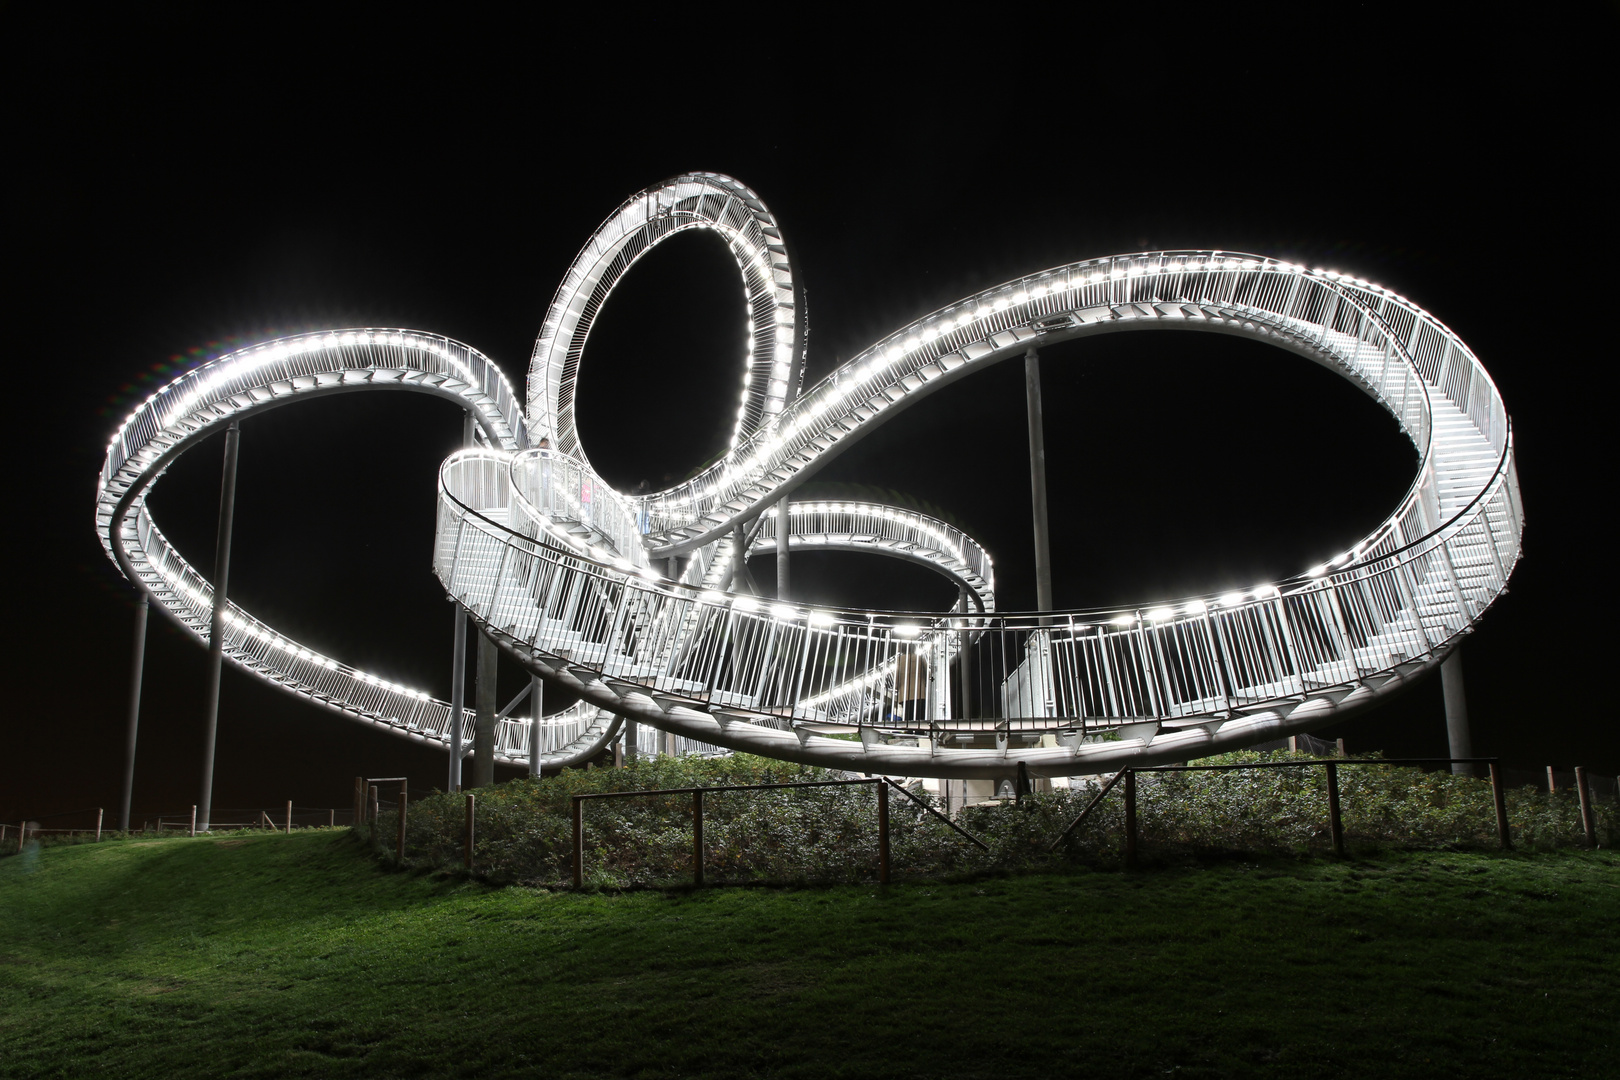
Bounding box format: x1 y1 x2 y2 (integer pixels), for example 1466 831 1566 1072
3 14 1609 828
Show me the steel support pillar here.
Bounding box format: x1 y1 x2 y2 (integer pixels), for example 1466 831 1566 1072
472 631 497 788
1024 348 1054 614
198 419 241 832
1441 648 1473 776
119 594 149 832
447 410 475 793
448 603 467 791
528 675 542 778
776 498 790 601
958 584 973 721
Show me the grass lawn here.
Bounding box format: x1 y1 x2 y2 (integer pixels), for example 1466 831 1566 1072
1 831 1615 1078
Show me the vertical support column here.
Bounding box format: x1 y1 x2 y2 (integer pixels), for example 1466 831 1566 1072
528 676 543 778
285 800 292 834
448 410 475 793
1441 649 1473 776
958 585 973 721
119 594 149 832
198 419 242 833
776 499 790 601
1024 348 1054 616
448 604 467 791
472 633 497 788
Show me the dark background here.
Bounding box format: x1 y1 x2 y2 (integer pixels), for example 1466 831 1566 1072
3 12 1609 827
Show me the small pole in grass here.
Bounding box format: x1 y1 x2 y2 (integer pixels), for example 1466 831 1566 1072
328 809 334 829
285 800 292 835
1489 762 1511 850
877 780 890 885
189 805 197 837
1336 738 1347 757
1325 761 1344 857
395 790 407 862
1124 769 1138 869
692 789 704 888
571 795 583 889
464 793 475 871
1575 766 1597 848
95 808 103 842
1547 766 1557 793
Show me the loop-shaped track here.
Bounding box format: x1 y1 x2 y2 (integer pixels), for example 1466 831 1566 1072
100 173 1523 779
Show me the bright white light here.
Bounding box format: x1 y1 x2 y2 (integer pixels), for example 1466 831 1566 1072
894 624 921 638
809 611 836 627
1220 592 1246 608
1307 565 1328 578
1147 607 1175 622
733 595 759 612
771 604 797 621
1112 614 1136 627
1182 599 1207 615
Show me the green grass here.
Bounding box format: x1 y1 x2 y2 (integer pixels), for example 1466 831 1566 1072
2 831 1616 1079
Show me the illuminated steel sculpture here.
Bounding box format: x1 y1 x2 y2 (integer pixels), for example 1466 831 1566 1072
98 173 1522 784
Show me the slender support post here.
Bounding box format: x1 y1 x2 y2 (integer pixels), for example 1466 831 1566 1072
1123 769 1138 869
189 805 197 838
1575 767 1597 847
368 785 378 827
877 780 890 884
1325 761 1344 857
1441 650 1473 776
395 791 407 862
571 796 584 888
1024 348 1054 617
119 595 148 832
776 499 789 601
472 633 497 788
464 793 476 869
1546 766 1556 792
448 605 468 791
285 800 292 834
1489 762 1511 850
328 809 334 828
528 675 543 778
692 789 705 887
199 419 242 833
958 585 974 721
95 808 103 842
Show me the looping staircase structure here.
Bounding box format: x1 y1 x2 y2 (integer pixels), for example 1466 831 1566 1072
98 173 1522 779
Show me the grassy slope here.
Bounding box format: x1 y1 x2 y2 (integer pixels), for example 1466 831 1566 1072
1 833 1615 1079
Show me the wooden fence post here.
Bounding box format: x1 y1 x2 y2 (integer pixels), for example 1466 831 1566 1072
1325 761 1344 857
328 809 334 829
693 790 704 888
285 800 293 835
1124 769 1138 869
189 805 197 837
1575 766 1597 848
877 780 890 885
1547 766 1557 793
395 791 407 862
464 793 476 871
96 808 104 842
1489 762 1511 850
571 796 584 889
